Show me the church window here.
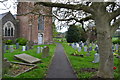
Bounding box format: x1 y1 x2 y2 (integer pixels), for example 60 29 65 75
3 21 15 37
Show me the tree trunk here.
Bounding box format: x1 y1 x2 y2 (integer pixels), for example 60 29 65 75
95 16 114 78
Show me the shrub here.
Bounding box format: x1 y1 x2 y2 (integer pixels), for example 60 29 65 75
66 25 87 43
112 38 120 44
3 40 13 45
16 38 28 46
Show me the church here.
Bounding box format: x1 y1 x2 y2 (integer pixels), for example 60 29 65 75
0 2 53 44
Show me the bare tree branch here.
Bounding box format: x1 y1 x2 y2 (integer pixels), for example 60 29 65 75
111 18 120 34
35 2 94 14
109 8 120 21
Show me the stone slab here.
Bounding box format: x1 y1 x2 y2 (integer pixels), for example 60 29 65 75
14 53 41 63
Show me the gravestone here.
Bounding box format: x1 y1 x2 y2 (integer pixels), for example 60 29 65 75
37 47 41 54
42 46 49 58
92 53 100 63
26 45 29 51
22 46 26 51
5 45 9 50
14 53 41 63
76 43 79 49
112 45 115 53
16 43 19 49
115 44 119 52
10 45 14 52
78 47 82 52
3 58 11 74
89 46 92 51
84 46 87 52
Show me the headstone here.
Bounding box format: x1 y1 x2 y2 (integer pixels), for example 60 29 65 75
115 44 119 51
3 58 11 74
14 53 41 63
112 45 115 53
78 47 82 52
42 46 49 58
76 43 79 49
26 46 29 51
89 46 92 51
37 47 41 54
84 46 87 52
92 53 100 63
5 45 9 50
82 43 84 47
16 43 19 49
10 45 14 52
22 46 26 51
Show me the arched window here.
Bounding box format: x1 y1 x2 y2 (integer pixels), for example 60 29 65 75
3 21 15 37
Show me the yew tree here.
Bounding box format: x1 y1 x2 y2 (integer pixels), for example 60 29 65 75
35 1 120 78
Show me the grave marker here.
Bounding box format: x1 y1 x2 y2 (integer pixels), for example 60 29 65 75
78 47 82 52
14 53 41 63
22 46 26 51
37 47 41 54
92 53 100 63
16 43 19 49
42 46 49 58
10 45 14 52
84 46 87 52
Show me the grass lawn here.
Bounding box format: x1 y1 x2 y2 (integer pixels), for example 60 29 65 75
62 42 119 79
3 43 56 79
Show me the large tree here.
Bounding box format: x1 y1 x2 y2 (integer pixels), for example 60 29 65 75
35 1 120 78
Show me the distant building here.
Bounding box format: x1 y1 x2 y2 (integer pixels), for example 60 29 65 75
0 2 53 44
17 2 53 44
0 12 18 40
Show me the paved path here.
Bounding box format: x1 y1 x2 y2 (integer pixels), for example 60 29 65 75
46 43 77 79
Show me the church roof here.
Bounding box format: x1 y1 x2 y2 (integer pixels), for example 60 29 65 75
0 11 16 20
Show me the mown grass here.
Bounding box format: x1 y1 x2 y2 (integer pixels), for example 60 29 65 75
62 42 119 79
3 44 56 79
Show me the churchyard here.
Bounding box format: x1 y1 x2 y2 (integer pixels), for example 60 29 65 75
61 40 120 79
3 43 56 78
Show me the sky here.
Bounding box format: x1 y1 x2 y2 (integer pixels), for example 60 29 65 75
0 0 120 32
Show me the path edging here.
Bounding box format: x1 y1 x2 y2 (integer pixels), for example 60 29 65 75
63 44 78 79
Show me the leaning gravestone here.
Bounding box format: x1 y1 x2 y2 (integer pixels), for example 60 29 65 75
3 58 11 74
14 53 41 63
42 46 49 58
16 43 19 49
92 53 100 63
10 45 14 53
22 46 26 51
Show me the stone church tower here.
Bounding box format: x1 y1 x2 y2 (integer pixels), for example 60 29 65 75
17 2 53 44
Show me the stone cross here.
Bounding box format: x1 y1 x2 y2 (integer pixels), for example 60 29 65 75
92 53 100 63
22 46 26 51
16 43 19 49
10 45 14 53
